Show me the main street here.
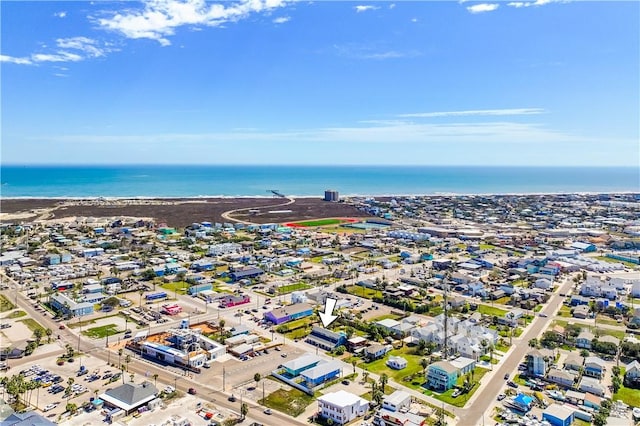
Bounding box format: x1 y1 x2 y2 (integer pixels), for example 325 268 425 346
457 274 577 425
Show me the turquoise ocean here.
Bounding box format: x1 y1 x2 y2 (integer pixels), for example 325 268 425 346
0 165 638 198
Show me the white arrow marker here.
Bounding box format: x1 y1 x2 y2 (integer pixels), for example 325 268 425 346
319 297 338 327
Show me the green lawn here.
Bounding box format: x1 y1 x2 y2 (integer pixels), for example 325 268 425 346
359 346 425 388
0 295 16 312
18 318 47 335
433 367 489 407
479 244 498 250
370 313 403 322
83 324 119 338
595 256 638 268
277 282 312 294
5 310 27 319
477 304 508 317
613 385 640 407
160 281 190 294
558 305 572 317
595 317 622 327
259 388 316 417
345 285 383 299
292 218 344 227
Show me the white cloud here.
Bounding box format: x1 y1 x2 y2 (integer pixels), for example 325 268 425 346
54 11 67 18
96 0 289 46
333 43 420 60
31 52 84 63
508 0 560 7
1 37 118 65
466 3 499 13
354 5 378 13
56 36 112 58
0 54 32 65
398 108 545 118
272 16 290 24
411 18 418 23
389 3 396 9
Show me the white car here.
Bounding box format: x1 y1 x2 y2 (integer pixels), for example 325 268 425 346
43 403 58 412
163 386 175 393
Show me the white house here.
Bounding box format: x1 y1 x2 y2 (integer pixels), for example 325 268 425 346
386 356 408 370
317 390 369 425
382 390 411 413
534 278 553 290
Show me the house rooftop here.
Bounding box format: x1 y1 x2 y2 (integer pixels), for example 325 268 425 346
318 390 367 409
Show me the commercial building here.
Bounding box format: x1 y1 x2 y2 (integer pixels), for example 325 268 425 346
305 327 347 351
264 303 314 325
542 404 574 426
99 381 159 415
317 390 369 425
281 354 323 376
50 293 94 317
382 390 411 412
300 360 342 387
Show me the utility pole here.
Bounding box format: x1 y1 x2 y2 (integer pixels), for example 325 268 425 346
443 276 449 360
223 366 226 391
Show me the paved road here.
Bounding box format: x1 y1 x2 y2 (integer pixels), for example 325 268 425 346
1 274 307 426
457 275 576 425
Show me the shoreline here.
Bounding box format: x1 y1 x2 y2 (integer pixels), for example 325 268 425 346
1 190 638 201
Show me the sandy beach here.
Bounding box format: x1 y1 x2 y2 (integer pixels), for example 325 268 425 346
0 197 371 226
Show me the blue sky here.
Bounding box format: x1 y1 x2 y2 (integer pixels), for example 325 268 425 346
1 0 638 166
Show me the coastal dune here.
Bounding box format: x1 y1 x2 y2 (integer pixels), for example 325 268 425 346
0 197 371 227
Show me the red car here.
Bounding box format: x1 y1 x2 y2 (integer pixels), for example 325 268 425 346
188 388 197 395
59 325 66 330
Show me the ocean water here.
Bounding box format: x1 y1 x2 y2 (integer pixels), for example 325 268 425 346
0 165 638 198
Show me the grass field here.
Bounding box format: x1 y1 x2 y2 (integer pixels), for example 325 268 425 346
160 281 190 294
595 256 638 268
83 324 119 338
0 295 16 312
359 346 425 389
277 282 312 294
259 388 316 417
614 385 640 407
370 313 403 322
345 285 383 300
5 310 27 319
288 218 345 227
477 304 508 317
18 318 47 335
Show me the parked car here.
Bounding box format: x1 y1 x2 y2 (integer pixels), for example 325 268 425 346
497 394 506 401
43 403 58 412
188 388 197 395
507 381 518 388
228 395 236 402
452 389 461 398
504 374 509 380
263 408 272 415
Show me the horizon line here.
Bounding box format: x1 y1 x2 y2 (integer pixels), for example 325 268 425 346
2 163 638 168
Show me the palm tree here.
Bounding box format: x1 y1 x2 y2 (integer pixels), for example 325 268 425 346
379 373 388 393
118 348 123 368
420 358 430 375
351 359 357 375
254 373 261 386
45 328 53 344
124 354 131 371
362 371 369 384
33 328 43 346
240 402 248 420
153 374 159 386
129 373 135 383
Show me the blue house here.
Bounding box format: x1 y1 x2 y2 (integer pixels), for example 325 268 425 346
300 360 342 387
50 293 94 317
305 327 347 351
543 404 574 426
281 354 323 376
229 267 264 281
191 260 213 272
427 361 459 391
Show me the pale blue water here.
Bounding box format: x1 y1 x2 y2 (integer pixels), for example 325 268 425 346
0 165 638 198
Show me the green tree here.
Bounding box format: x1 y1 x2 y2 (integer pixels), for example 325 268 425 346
351 359 357 374
45 328 53 343
240 402 248 419
33 328 43 346
254 373 261 385
420 358 430 375
66 402 78 414
153 373 159 386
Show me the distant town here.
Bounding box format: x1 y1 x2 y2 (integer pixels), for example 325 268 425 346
1 192 639 426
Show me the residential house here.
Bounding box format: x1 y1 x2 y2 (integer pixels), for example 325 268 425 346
364 344 392 361
427 361 459 391
578 376 605 397
382 390 411 413
563 354 583 372
386 356 408 370
584 356 606 379
527 350 548 377
450 357 476 375
542 404 574 426
575 331 594 349
625 360 640 381
534 278 553 290
281 354 323 376
317 390 369 425
547 368 575 387
572 305 590 319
